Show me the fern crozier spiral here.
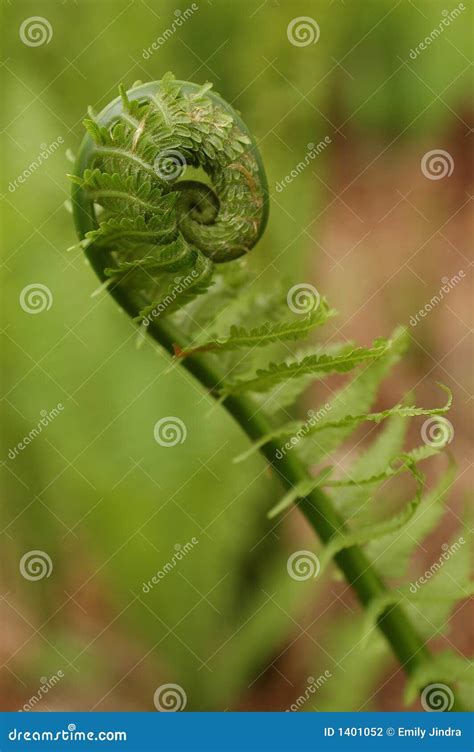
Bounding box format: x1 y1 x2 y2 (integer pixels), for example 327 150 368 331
71 73 269 325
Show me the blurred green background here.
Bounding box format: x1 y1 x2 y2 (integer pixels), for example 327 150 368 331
1 0 472 711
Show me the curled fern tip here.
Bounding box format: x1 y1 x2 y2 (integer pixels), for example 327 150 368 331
71 72 269 326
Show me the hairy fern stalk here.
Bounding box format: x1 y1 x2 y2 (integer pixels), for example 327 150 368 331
71 74 471 710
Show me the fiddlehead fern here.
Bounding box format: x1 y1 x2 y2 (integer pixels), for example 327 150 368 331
71 74 470 710
70 73 268 325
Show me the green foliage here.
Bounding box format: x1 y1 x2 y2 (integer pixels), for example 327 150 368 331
405 651 474 710
266 442 444 520
176 301 335 356
235 383 451 462
317 499 421 573
175 254 469 706
71 74 268 326
289 384 451 441
367 463 455 578
223 337 394 395
361 529 472 645
4 0 471 710
71 68 471 710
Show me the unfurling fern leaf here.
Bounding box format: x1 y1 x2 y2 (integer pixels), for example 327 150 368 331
70 73 268 326
71 73 471 711
267 441 444 519
362 527 472 646
367 461 456 578
223 337 393 395
174 300 335 356
235 382 451 462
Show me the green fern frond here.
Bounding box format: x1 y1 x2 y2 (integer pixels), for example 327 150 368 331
223 337 394 395
299 383 451 439
367 461 456 578
256 341 358 417
71 167 167 215
296 330 408 465
267 442 443 519
236 384 451 462
362 528 472 644
177 264 253 335
104 236 195 276
72 73 470 710
317 498 421 573
138 251 215 322
335 413 410 516
325 444 445 490
82 207 177 250
176 301 335 356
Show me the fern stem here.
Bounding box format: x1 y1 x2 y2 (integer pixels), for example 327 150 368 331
76 231 461 706
71 75 462 708
146 316 463 710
